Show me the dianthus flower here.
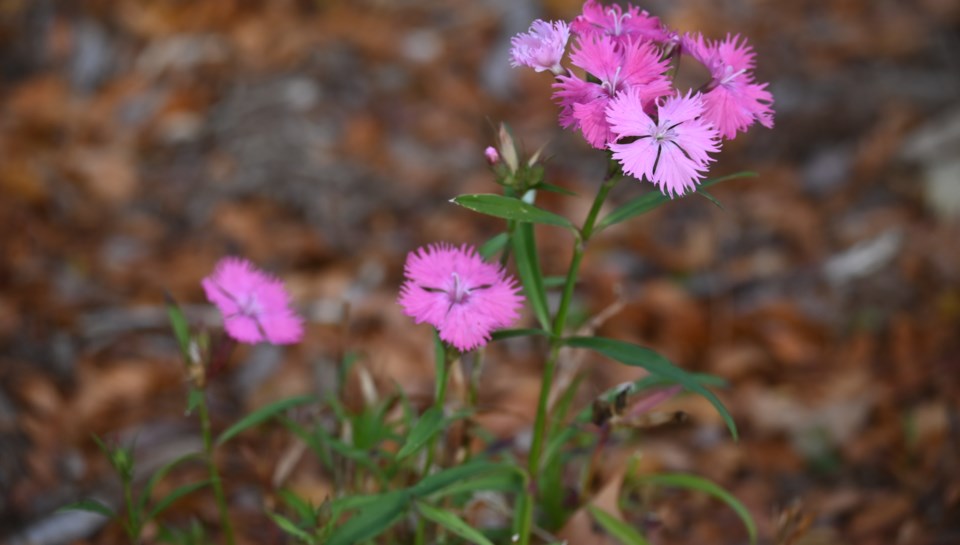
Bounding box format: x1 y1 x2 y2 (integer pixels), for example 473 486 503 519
571 0 668 45
398 244 523 352
202 257 304 345
510 19 571 75
683 33 774 139
553 35 671 148
607 89 720 197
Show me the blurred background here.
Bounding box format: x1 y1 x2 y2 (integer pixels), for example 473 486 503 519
1 0 959 544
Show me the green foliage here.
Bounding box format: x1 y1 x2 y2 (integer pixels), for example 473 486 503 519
633 473 757 544
564 336 738 439
216 395 315 445
596 171 756 231
587 505 651 545
453 194 575 230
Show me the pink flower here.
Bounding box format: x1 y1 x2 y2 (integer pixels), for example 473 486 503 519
607 89 721 197
553 35 671 148
510 19 571 74
683 33 774 139
202 257 304 345
571 0 669 45
398 243 523 352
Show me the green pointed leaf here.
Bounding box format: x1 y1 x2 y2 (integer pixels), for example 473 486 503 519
416 501 495 545
638 473 756 544
147 480 209 521
597 171 755 231
60 498 115 518
564 337 737 439
217 395 314 445
479 232 510 260
410 461 510 497
139 452 202 514
267 510 316 544
534 182 577 196
185 387 203 416
696 188 724 209
490 328 551 341
586 505 650 545
325 491 408 545
164 291 192 361
430 470 525 498
453 194 574 230
512 222 551 331
396 407 444 461
277 488 316 522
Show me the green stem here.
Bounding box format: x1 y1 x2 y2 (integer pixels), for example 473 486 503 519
196 389 236 545
415 345 456 545
516 161 621 545
122 472 140 543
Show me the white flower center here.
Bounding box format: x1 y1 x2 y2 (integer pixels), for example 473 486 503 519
607 8 632 36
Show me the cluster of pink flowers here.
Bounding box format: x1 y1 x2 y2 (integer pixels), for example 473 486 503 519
511 0 774 197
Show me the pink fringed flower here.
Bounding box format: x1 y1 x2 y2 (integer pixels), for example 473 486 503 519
398 244 523 352
202 257 304 345
510 19 571 74
571 0 668 45
608 89 721 197
553 35 671 148
683 33 774 139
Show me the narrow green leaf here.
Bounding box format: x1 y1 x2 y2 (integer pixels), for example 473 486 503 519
586 505 650 545
185 387 203 416
60 498 115 518
164 291 192 361
217 395 314 445
564 337 737 439
396 407 444 461
479 232 510 260
543 275 567 289
534 182 578 196
453 194 574 229
597 171 756 230
277 489 316 523
325 491 408 545
430 470 524 498
138 452 202 514
512 222 551 331
696 188 724 209
147 480 209 521
638 473 757 544
267 510 316 544
490 328 550 341
409 461 509 497
416 501 495 545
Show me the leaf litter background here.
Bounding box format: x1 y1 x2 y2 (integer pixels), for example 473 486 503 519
1 0 959 544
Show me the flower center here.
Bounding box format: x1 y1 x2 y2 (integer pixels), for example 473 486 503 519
719 64 747 85
600 65 623 96
606 8 632 36
237 294 262 317
448 272 470 305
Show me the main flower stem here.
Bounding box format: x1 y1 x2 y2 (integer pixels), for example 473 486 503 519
517 162 620 545
196 389 236 545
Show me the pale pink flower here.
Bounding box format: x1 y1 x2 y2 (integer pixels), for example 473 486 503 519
607 89 721 197
571 0 669 45
683 33 774 139
202 257 304 345
398 243 523 352
510 19 571 74
553 35 671 148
